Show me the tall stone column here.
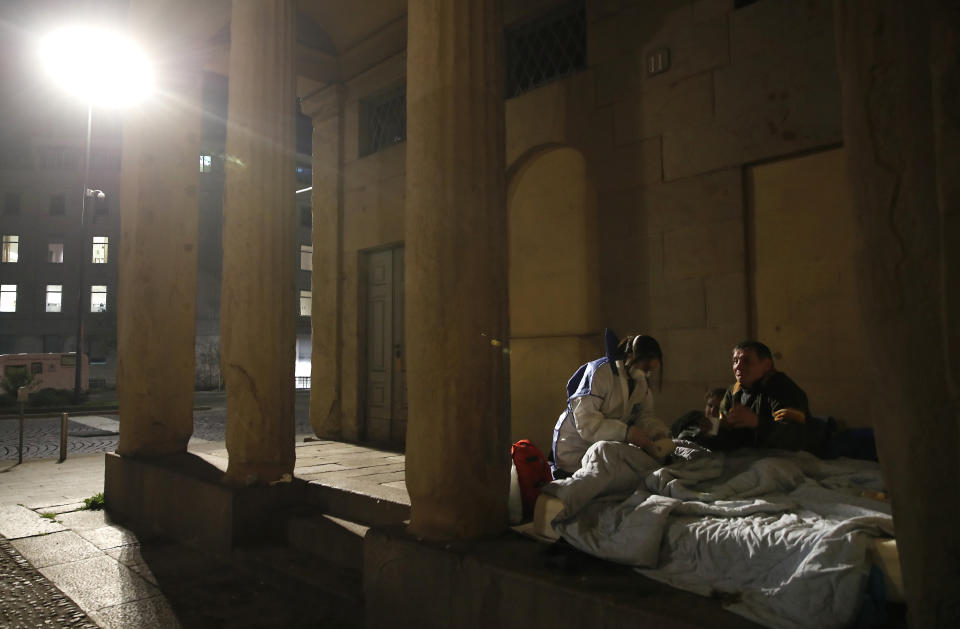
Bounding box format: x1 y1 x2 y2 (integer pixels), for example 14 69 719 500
404 0 510 539
835 2 960 626
116 14 202 457
221 0 297 485
301 86 346 440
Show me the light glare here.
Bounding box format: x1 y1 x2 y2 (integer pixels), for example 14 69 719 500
40 26 153 107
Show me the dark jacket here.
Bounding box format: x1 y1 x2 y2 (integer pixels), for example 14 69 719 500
710 370 809 451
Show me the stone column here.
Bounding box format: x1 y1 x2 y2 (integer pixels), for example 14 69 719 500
404 0 510 539
221 0 297 485
116 10 203 457
835 2 959 626
301 85 346 440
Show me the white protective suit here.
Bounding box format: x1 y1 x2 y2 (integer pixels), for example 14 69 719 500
552 357 668 475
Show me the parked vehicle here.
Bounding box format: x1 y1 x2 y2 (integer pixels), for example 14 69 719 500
0 352 89 393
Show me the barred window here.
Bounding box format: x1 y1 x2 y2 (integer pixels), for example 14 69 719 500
506 1 587 98
360 85 406 157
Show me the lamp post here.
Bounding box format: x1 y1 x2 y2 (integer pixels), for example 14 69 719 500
39 25 152 403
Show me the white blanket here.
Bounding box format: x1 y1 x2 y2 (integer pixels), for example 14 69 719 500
541 441 894 629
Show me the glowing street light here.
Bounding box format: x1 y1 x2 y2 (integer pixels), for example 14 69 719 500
38 25 153 402
39 26 154 108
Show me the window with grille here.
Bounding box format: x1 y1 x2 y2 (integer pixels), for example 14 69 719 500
360 85 406 157
505 1 587 98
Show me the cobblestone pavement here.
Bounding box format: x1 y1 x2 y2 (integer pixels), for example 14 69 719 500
0 393 313 461
0 535 99 628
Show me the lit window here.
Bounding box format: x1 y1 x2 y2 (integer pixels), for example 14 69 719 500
299 290 312 317
92 236 108 263
0 284 16 312
91 285 107 312
300 245 313 271
1 235 18 263
48 243 64 263
46 285 63 312
200 154 212 173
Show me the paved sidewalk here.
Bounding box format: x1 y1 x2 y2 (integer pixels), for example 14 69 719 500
0 439 407 628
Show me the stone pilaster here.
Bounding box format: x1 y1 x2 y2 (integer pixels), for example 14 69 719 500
301 85 346 440
835 2 960 626
404 0 510 539
116 9 202 457
221 0 297 485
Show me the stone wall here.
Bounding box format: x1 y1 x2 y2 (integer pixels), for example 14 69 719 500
326 0 848 441
588 0 842 420
338 53 407 442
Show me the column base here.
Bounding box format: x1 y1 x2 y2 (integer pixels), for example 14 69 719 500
364 524 754 629
104 452 304 554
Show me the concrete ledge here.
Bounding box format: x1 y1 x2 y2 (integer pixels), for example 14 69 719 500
104 452 305 554
364 524 759 629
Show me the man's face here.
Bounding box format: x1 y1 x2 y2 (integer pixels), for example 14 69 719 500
704 396 721 419
732 348 771 389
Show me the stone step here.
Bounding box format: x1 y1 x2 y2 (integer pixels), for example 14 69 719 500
287 513 369 572
230 543 363 611
301 481 410 527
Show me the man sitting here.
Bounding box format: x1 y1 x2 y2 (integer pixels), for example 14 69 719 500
704 340 809 451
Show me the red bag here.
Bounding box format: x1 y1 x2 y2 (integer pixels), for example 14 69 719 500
511 439 553 520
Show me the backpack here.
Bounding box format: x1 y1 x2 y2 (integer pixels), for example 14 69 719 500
510 439 553 520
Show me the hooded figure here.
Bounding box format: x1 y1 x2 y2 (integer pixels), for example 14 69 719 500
551 330 671 476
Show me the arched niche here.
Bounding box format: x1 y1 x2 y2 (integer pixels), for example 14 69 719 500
507 145 600 452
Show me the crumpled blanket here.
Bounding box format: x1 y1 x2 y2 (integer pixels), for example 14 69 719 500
541 440 894 629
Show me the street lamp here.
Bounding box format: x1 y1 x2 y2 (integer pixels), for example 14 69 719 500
39 25 153 403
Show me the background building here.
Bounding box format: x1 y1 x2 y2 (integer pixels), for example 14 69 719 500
0 14 314 391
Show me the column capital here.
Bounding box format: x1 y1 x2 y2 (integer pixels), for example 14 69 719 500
300 84 346 122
